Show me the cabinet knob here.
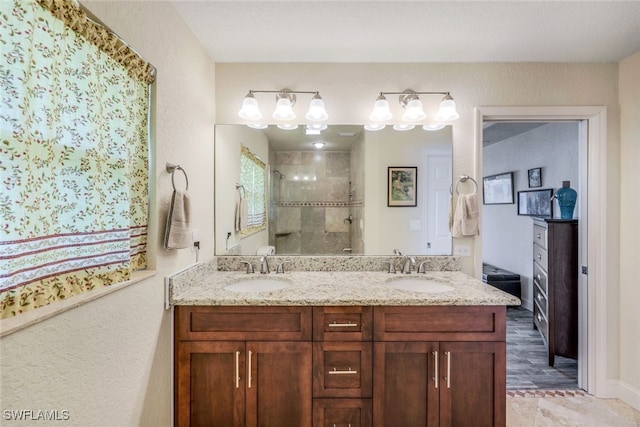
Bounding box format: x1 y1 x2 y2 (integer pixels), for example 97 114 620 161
537 253 542 260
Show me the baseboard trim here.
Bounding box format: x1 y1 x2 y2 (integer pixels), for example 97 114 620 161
601 379 640 411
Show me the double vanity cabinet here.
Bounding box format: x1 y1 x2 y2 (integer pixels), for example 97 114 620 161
174 304 506 427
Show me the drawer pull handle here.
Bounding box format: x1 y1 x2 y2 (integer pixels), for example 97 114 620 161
432 350 439 389
248 350 253 389
537 233 541 239
235 351 240 389
537 274 541 281
444 351 451 389
537 293 543 301
328 367 358 375
328 321 358 328
537 253 542 260
537 314 543 322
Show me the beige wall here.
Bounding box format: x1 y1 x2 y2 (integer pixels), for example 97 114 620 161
0 2 216 426
619 51 640 403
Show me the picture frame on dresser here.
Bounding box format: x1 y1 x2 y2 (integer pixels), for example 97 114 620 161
518 188 553 217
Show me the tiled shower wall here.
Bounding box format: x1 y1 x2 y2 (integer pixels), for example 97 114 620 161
269 151 353 254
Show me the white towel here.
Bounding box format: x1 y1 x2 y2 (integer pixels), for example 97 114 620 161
235 197 248 232
451 194 479 238
164 190 191 249
256 245 276 255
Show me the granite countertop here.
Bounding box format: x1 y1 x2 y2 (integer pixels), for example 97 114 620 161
169 264 521 307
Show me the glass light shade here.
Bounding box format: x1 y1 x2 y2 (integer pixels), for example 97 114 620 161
422 123 446 131
402 98 426 121
305 96 328 121
369 97 393 121
306 123 327 131
273 98 296 121
393 123 415 131
277 123 298 130
247 123 268 130
238 95 262 120
313 142 326 149
364 123 386 131
434 98 459 121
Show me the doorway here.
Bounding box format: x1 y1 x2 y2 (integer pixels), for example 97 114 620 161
475 106 608 396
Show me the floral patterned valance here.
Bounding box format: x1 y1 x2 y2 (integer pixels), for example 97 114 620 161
36 0 156 85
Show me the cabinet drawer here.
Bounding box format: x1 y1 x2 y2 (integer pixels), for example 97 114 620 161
313 307 373 341
533 301 549 345
175 306 312 341
313 342 372 398
373 306 506 342
533 224 547 250
533 281 548 316
533 261 548 294
313 399 372 427
533 243 548 271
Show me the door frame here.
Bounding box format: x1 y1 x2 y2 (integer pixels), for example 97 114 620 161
474 106 607 396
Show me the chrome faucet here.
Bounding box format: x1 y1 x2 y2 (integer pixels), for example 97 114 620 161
240 261 254 274
259 256 270 274
417 260 428 274
401 256 416 274
276 260 291 274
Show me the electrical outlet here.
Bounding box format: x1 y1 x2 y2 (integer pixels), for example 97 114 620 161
454 245 471 256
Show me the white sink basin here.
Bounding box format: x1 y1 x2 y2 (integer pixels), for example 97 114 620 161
224 278 289 293
386 278 454 293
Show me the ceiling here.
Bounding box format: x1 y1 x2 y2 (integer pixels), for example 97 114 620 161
173 1 640 63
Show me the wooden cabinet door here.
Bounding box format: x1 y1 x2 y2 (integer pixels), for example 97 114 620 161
246 341 312 427
373 342 439 427
175 341 245 427
438 342 506 427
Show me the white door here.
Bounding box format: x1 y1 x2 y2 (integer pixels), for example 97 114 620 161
425 152 452 255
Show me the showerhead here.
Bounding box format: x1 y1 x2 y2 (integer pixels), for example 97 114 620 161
272 169 286 179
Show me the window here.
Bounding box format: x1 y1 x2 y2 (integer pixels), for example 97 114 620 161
239 145 266 235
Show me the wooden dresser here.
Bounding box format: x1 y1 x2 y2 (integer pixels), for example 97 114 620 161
532 218 579 366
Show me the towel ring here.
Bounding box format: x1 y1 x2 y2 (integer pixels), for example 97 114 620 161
450 175 478 195
166 162 189 191
235 183 246 198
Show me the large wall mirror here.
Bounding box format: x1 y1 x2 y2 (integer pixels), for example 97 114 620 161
215 125 453 256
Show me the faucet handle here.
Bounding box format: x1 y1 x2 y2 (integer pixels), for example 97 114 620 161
276 261 292 274
383 260 397 274
417 260 428 274
240 261 254 274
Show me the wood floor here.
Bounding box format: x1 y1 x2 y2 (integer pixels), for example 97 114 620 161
506 306 578 390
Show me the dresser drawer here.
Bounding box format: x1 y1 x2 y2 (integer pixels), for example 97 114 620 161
313 342 373 398
533 281 548 315
533 301 549 345
533 261 548 294
313 306 373 341
313 398 372 427
533 243 548 271
533 223 548 250
175 306 312 341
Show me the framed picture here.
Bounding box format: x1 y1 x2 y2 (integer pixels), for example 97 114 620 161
517 188 554 217
482 172 514 205
388 166 417 207
528 167 542 188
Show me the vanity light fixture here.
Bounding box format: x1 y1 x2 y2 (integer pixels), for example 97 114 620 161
423 123 446 131
364 123 386 131
368 89 459 130
393 123 415 131
312 141 326 149
247 123 268 130
238 88 329 123
277 123 299 131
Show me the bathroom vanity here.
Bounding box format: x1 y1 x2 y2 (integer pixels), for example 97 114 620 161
171 261 519 427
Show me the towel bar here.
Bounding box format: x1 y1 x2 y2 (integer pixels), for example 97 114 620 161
166 163 189 191
450 175 478 195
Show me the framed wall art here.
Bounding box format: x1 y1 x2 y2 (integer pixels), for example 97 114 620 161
482 172 514 205
388 166 417 207
517 188 554 217
528 167 542 188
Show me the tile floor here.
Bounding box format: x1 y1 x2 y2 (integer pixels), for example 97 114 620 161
505 307 640 426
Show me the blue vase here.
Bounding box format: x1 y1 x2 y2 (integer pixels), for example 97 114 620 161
555 181 577 219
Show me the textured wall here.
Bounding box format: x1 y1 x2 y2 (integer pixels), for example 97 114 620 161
0 2 216 426
482 123 579 310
